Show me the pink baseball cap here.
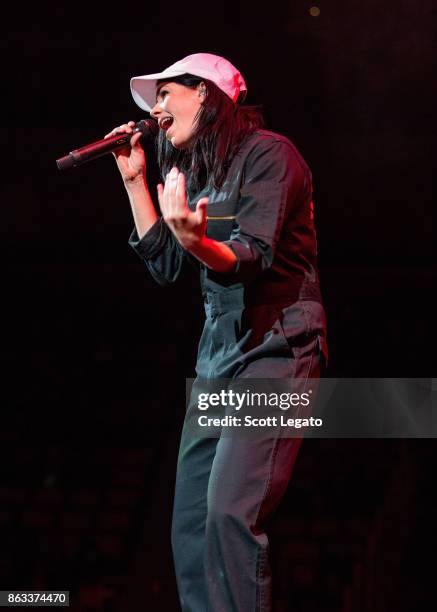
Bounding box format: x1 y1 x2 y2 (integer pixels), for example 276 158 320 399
130 52 247 112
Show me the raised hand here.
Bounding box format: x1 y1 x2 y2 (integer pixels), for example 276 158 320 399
157 167 208 250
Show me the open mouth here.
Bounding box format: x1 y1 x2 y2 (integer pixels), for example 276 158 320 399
159 116 174 131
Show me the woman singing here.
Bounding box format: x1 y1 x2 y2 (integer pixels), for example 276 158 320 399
106 52 328 612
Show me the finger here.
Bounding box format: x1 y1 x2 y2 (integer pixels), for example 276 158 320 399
163 172 173 218
175 172 187 212
195 197 209 224
157 184 164 213
104 123 134 139
130 131 143 148
111 132 142 156
162 172 169 217
168 167 179 216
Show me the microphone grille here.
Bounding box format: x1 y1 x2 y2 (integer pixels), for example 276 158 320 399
137 118 159 140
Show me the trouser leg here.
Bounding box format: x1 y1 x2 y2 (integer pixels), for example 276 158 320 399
171 409 219 611
172 416 302 612
203 334 323 611
204 434 302 611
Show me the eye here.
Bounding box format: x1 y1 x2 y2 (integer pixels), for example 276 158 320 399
158 89 168 101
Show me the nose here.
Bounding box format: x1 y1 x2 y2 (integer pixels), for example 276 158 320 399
150 102 162 120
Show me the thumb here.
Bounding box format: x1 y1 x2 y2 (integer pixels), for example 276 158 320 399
195 197 208 224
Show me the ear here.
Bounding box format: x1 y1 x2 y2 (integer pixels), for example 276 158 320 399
197 81 207 99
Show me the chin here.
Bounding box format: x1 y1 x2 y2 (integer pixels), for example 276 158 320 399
166 129 192 150
170 138 189 150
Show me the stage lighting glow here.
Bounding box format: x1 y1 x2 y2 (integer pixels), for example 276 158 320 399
309 6 321 17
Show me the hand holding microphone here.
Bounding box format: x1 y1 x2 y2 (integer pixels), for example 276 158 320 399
104 120 150 185
56 118 158 176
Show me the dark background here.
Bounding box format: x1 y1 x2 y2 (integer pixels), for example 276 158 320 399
1 1 434 610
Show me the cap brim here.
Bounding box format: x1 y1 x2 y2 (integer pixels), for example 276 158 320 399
130 69 187 112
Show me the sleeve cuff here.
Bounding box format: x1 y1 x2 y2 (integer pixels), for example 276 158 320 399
128 218 169 259
223 236 271 282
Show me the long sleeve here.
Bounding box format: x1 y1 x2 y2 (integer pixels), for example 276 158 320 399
128 217 188 286
222 136 309 284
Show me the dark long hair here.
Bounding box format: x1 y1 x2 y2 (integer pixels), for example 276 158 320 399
156 74 264 193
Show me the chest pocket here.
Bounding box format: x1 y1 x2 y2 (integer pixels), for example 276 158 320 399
205 198 238 242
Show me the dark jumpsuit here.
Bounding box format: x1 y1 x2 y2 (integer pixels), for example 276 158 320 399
129 130 328 611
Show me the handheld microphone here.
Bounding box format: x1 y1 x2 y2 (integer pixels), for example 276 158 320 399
56 118 159 171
